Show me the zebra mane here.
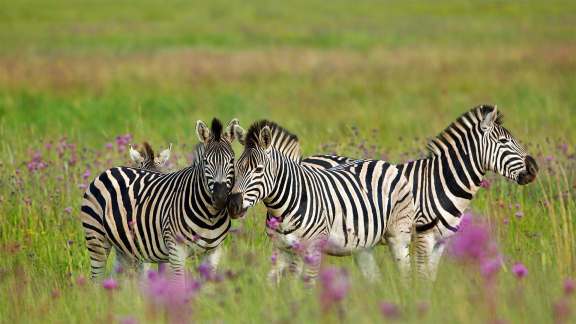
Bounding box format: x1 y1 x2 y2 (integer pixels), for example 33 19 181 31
426 104 503 156
245 120 301 161
141 142 155 160
211 118 224 141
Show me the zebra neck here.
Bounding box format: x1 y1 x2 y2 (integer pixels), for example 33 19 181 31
187 165 223 218
263 155 303 219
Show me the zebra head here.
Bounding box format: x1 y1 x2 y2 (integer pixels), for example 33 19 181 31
476 105 538 185
196 118 244 210
228 120 294 218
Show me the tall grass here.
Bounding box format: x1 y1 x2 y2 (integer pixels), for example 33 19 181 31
1 0 575 323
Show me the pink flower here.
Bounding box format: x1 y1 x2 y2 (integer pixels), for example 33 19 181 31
76 275 87 286
82 169 91 181
512 262 528 279
142 270 200 324
26 151 48 173
553 299 571 324
449 213 496 263
380 301 400 319
64 207 73 214
102 278 118 291
319 267 349 312
564 278 575 296
198 263 213 281
119 316 138 324
105 142 114 150
266 217 281 230
481 257 502 280
514 211 524 219
480 179 491 189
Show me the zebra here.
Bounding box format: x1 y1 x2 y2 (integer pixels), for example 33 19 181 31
129 142 172 172
80 118 244 279
302 104 539 280
227 120 416 283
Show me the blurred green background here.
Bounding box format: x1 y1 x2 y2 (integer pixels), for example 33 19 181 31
0 1 575 323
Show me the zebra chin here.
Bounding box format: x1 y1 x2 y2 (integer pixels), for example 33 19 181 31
227 193 247 219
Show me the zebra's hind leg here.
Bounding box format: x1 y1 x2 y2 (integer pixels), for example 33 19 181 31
354 250 381 282
84 233 112 281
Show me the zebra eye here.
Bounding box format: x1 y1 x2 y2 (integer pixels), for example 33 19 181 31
254 165 264 173
498 138 509 144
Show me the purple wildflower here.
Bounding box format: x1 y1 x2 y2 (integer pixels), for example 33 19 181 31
480 179 491 189
449 213 496 263
380 301 400 319
64 207 72 214
142 270 200 324
27 151 48 173
553 299 571 324
266 217 281 230
514 211 524 219
76 275 87 286
481 257 502 280
82 169 91 181
319 267 349 312
102 278 118 291
105 142 114 150
198 263 213 281
270 251 278 265
512 263 528 279
564 278 575 296
119 316 138 324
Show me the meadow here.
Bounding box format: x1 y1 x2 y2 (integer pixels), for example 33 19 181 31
0 0 575 323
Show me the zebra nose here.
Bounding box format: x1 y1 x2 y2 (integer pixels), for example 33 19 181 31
517 156 538 185
212 182 228 210
227 193 244 219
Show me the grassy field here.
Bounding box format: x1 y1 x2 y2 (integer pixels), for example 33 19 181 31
1 0 575 323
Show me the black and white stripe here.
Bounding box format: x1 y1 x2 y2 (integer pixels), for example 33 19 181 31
80 119 244 279
228 120 415 282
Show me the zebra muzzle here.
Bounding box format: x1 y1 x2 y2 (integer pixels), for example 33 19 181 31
227 193 246 219
517 155 538 185
212 182 229 210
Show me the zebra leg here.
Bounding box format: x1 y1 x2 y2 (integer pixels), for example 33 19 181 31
166 237 188 279
415 231 445 281
301 249 322 286
354 250 381 282
84 231 112 281
202 245 224 271
267 248 292 285
386 232 412 284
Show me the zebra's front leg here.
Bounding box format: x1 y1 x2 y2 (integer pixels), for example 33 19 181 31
267 248 293 286
202 245 224 271
354 250 381 282
415 231 445 281
386 231 412 284
166 238 188 279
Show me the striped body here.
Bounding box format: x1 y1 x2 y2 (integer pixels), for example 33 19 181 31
81 118 243 279
228 121 414 282
303 105 538 280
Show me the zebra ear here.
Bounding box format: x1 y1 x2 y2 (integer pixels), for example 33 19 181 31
224 118 242 143
233 124 246 145
156 143 172 166
259 126 272 150
196 120 211 143
129 145 144 164
480 106 498 131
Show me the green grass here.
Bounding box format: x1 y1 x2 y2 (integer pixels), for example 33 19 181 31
0 0 575 323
